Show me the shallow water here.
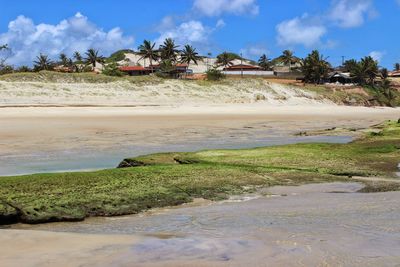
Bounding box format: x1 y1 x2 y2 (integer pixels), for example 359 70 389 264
14 183 400 266
0 134 350 176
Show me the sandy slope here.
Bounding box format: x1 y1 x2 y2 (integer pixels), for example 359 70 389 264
0 79 331 106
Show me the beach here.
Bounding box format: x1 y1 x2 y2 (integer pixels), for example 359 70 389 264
1 104 399 176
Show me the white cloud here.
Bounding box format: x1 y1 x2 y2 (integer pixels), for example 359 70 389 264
369 51 385 62
156 20 211 47
193 0 259 16
329 0 374 28
240 45 268 59
0 13 134 66
276 14 327 47
216 19 226 29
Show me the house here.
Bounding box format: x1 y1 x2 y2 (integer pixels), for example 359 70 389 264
389 70 400 78
222 64 274 76
327 72 355 84
119 66 151 76
223 64 262 72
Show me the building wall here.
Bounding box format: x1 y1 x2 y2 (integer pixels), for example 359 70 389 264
222 70 274 76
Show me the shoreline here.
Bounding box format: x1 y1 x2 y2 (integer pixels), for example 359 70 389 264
1 120 399 225
2 182 400 266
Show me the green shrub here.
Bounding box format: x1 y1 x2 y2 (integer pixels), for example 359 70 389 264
206 68 225 81
0 65 14 75
102 63 125 77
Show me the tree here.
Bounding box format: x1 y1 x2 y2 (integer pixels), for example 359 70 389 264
361 56 379 85
159 38 179 62
180 45 202 71
73 51 83 63
348 56 379 85
137 40 159 72
216 52 235 68
33 54 53 71
380 79 396 107
156 59 177 78
85 48 104 69
343 59 358 72
17 66 31 72
301 50 331 84
380 68 389 79
0 44 10 68
395 63 400 71
59 53 72 67
258 54 271 70
277 50 298 71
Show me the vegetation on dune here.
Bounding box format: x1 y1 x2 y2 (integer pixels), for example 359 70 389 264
0 70 163 84
205 68 225 81
106 49 134 63
0 121 399 225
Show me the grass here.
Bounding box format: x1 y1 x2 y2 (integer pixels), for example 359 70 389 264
0 121 399 225
302 84 400 107
0 70 164 85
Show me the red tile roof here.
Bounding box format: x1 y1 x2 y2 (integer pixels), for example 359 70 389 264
389 70 400 77
119 66 148 71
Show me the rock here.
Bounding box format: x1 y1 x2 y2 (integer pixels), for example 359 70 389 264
117 159 147 168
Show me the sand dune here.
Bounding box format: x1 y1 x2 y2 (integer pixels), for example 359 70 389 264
0 79 331 106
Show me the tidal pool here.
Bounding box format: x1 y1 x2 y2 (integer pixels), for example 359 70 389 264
9 183 400 266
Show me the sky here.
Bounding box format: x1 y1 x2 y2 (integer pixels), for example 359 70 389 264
0 0 400 68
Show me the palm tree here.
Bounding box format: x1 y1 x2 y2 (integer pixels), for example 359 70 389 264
258 54 271 70
159 38 179 62
380 79 395 106
395 63 400 71
380 68 389 79
85 49 104 69
59 53 69 66
73 51 83 63
361 56 379 85
349 56 379 85
137 40 159 72
180 45 202 71
216 52 235 69
277 50 298 71
301 50 331 84
33 54 53 71
343 59 358 72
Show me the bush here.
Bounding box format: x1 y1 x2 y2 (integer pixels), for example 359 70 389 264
0 65 14 75
17 66 32 72
206 68 225 81
102 63 125 77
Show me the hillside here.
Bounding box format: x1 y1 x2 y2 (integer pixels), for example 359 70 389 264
0 71 398 107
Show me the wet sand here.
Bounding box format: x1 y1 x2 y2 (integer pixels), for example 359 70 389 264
0 105 399 176
4 183 400 266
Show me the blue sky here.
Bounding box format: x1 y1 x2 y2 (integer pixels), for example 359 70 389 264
1 0 399 68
